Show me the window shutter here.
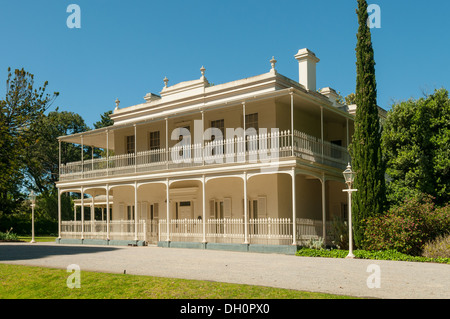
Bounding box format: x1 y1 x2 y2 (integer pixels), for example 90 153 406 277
224 198 232 218
257 197 267 218
119 204 124 220
141 202 148 220
154 203 159 219
209 200 216 219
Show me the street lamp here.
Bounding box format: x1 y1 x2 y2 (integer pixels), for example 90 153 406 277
29 191 36 243
342 163 357 259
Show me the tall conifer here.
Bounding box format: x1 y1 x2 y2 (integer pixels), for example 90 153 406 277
351 0 387 246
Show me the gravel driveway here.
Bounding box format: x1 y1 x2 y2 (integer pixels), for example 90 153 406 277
0 242 448 299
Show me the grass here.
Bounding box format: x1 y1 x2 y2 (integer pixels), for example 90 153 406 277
0 264 355 299
295 248 450 264
17 236 56 243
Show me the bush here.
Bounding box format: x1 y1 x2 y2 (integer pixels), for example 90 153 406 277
329 217 349 250
422 235 450 259
0 228 20 241
361 195 450 255
361 213 424 255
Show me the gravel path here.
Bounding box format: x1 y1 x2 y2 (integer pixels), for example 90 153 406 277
0 242 448 299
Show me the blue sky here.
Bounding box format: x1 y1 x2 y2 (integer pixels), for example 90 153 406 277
1 0 449 128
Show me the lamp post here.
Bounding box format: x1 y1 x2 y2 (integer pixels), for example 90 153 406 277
342 163 357 259
29 191 36 243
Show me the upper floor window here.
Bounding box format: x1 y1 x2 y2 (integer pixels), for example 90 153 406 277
149 131 160 150
126 135 135 154
210 119 224 155
245 113 258 132
245 113 258 151
210 119 224 139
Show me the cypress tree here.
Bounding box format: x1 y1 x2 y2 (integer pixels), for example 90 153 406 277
350 0 387 247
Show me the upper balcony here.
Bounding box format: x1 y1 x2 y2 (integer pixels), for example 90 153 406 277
58 129 350 182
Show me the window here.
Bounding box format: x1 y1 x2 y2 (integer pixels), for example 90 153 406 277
126 135 135 165
149 131 161 162
179 201 191 207
126 205 134 220
331 140 343 160
177 125 191 158
126 136 135 154
245 113 258 151
245 113 258 131
210 119 224 138
210 119 224 155
149 131 160 150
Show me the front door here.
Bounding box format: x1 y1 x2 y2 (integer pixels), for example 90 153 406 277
178 201 192 219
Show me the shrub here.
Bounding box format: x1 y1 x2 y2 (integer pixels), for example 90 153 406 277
306 237 324 250
361 212 424 255
361 195 450 255
422 235 450 259
329 217 349 250
0 228 20 241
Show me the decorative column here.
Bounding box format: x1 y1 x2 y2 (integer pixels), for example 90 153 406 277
202 175 206 243
291 168 297 245
320 106 324 161
81 187 84 240
166 178 170 242
134 124 137 173
58 139 61 179
134 181 138 241
290 90 294 156
58 189 62 240
321 173 327 245
165 118 169 169
201 110 205 166
106 129 109 176
106 184 110 241
81 135 84 179
243 172 249 244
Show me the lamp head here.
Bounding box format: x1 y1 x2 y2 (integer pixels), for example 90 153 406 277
29 191 36 205
343 163 356 187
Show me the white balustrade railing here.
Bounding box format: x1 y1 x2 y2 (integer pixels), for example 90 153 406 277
61 217 334 245
59 130 349 181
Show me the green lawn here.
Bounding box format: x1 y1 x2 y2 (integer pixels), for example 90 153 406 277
0 264 355 299
18 236 56 243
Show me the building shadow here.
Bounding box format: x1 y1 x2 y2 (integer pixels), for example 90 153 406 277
0 243 120 261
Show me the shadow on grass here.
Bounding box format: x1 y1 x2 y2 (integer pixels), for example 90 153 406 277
0 243 119 261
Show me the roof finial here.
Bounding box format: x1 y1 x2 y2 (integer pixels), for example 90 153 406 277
163 76 169 88
200 66 206 78
270 56 277 70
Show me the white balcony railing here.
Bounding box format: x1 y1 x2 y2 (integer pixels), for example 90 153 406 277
59 130 349 181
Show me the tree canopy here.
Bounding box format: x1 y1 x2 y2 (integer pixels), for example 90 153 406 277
382 88 450 206
0 68 59 213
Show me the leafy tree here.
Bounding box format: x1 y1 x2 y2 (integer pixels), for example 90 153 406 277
350 0 387 247
382 88 450 205
0 68 58 214
24 110 89 193
345 93 356 105
93 110 114 129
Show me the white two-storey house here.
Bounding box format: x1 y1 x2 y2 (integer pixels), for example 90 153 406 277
56 48 360 253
